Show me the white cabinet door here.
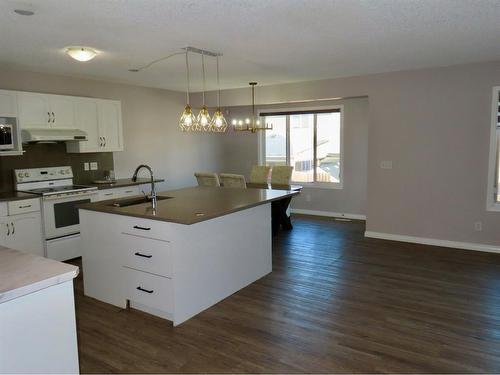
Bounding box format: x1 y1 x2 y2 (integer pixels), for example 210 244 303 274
5 213 44 257
66 98 99 153
0 221 7 247
0 90 18 117
48 95 75 129
17 92 51 128
98 100 123 152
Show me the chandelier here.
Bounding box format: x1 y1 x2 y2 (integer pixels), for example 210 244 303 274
232 82 273 133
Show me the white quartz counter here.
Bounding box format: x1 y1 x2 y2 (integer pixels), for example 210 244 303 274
0 246 79 304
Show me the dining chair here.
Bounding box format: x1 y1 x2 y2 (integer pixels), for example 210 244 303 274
270 166 294 185
249 165 271 184
219 173 247 188
194 172 220 187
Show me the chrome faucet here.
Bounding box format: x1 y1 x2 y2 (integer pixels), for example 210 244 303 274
132 164 157 210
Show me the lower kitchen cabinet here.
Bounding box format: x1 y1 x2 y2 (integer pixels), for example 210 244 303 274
96 185 141 201
0 200 43 257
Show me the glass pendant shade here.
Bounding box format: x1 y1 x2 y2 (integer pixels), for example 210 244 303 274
179 104 197 131
211 108 228 132
196 105 211 131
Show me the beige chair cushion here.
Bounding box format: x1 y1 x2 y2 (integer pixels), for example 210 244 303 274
194 172 220 187
220 173 247 188
271 166 294 185
249 165 271 184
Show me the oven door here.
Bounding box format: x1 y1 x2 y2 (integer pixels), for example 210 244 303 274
42 192 97 239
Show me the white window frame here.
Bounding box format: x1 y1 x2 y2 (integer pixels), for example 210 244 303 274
486 86 500 211
258 104 344 189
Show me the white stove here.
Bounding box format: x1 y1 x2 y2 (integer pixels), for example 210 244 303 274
14 166 98 261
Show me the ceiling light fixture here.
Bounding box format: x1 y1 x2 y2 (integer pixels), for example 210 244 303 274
179 50 197 131
210 55 228 133
196 52 211 131
65 47 98 62
232 82 273 133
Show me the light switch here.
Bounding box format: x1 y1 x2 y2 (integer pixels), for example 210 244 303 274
380 160 393 169
90 162 98 171
83 162 90 171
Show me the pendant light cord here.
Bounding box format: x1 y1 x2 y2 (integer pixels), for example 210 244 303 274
201 52 206 106
216 56 221 108
185 51 190 105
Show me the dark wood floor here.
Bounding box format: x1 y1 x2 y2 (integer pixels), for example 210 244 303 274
71 215 500 373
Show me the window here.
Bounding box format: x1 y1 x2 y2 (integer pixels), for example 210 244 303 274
487 87 500 209
261 107 343 187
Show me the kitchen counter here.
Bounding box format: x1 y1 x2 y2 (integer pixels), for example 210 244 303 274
0 191 38 202
0 246 79 303
86 177 165 190
79 186 299 225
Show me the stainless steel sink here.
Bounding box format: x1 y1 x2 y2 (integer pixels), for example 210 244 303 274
110 196 172 208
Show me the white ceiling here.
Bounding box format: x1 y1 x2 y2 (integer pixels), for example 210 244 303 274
1 0 500 92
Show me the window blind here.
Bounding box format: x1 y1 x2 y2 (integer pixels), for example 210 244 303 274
260 108 341 117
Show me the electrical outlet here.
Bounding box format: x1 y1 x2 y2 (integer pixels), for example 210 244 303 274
90 162 98 171
83 162 90 171
380 160 393 169
474 221 482 232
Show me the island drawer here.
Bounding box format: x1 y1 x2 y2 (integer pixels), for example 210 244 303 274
123 267 173 313
120 217 172 241
121 234 172 277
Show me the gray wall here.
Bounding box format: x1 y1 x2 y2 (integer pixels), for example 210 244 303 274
0 66 225 191
195 60 500 247
219 98 369 216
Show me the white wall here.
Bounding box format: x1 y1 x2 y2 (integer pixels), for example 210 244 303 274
195 60 500 247
0 66 225 190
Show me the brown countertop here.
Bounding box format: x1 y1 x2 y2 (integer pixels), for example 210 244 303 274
79 186 299 225
0 247 79 304
85 178 165 190
0 191 39 202
246 183 303 191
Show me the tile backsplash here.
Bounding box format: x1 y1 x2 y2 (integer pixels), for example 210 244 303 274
0 143 114 191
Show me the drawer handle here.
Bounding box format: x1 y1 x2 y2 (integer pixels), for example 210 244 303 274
133 225 151 231
137 286 154 294
125 190 134 193
134 252 152 258
104 193 113 196
18 204 32 209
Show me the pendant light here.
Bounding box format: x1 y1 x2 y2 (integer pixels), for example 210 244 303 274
196 52 211 131
210 55 228 132
232 82 273 133
179 50 197 131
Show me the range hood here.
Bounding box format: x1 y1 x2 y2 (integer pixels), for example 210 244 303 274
21 128 88 143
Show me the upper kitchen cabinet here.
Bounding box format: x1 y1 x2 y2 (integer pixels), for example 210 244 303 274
17 92 75 129
0 90 19 117
67 98 123 153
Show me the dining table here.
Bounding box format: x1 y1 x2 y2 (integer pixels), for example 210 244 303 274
246 183 303 235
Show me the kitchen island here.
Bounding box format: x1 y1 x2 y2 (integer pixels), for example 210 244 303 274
79 186 299 326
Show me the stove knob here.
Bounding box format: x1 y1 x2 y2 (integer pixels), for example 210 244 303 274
17 172 23 178
24 173 30 178
59 170 65 175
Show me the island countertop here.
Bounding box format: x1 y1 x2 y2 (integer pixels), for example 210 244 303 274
79 186 299 225
0 247 79 304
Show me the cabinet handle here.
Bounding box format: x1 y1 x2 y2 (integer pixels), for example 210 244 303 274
103 136 106 147
137 286 154 294
18 204 32 209
133 225 151 231
11 222 14 235
51 112 55 123
48 112 51 123
125 190 134 193
134 252 152 258
104 192 113 196
6 223 10 236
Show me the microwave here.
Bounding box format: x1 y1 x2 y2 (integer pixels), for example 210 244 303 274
0 117 16 150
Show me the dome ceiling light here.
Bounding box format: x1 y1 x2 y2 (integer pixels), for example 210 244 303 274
65 47 98 62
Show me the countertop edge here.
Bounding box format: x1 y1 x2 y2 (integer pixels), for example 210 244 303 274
89 178 165 190
0 268 79 304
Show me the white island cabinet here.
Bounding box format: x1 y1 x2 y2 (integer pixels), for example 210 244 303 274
0 247 79 374
78 186 298 326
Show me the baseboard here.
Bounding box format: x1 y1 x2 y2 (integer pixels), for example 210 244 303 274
291 208 366 221
364 231 500 254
